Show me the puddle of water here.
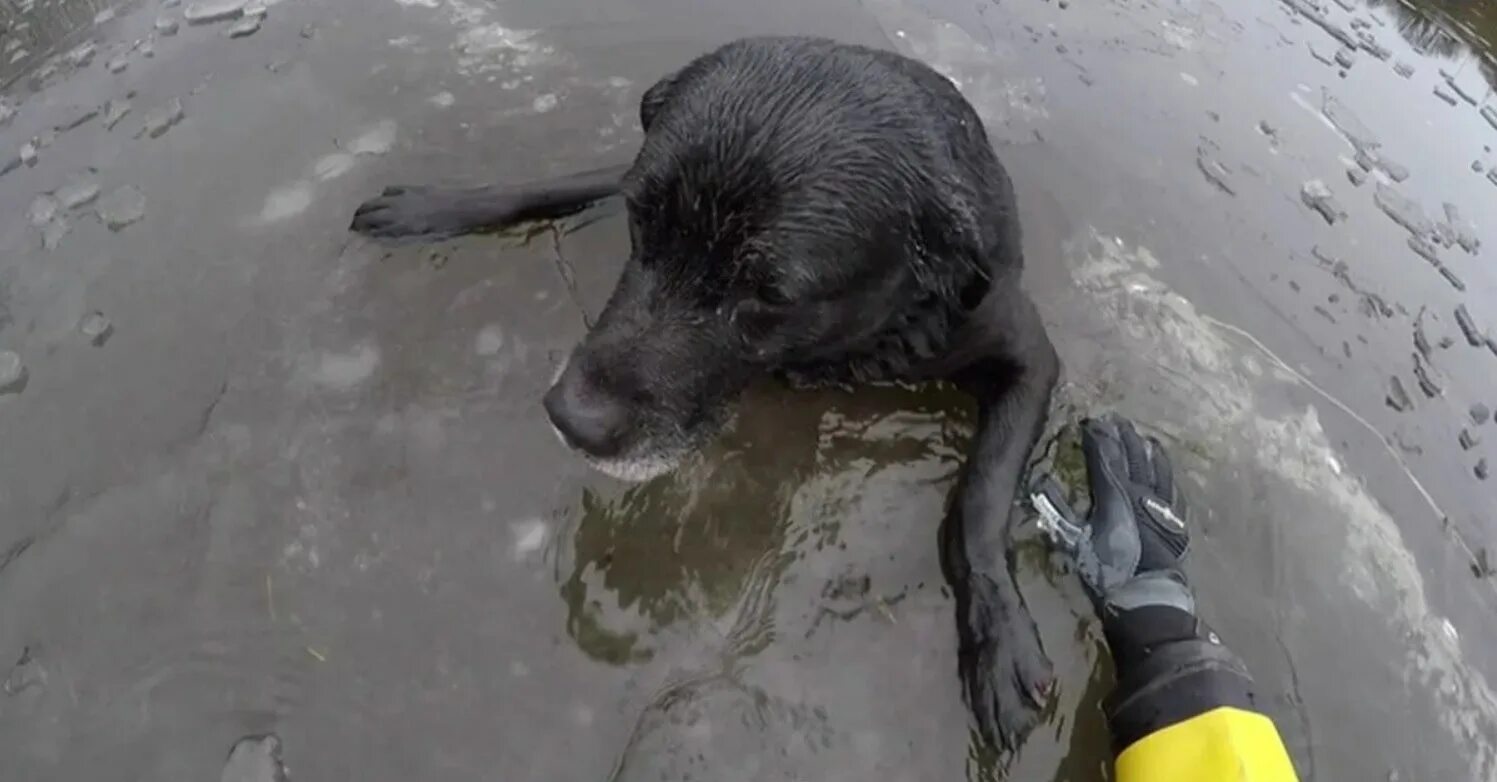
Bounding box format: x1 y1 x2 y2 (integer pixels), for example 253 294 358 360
559 380 971 661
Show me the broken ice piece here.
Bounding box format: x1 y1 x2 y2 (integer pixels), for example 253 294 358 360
20 141 37 166
1196 148 1235 195
1433 84 1459 106
139 98 184 138
0 351 27 395
1334 47 1355 68
225 15 261 37
1301 180 1346 224
102 98 131 129
96 185 146 230
1413 354 1442 398
1438 264 1466 291
1375 183 1433 235
1366 293 1394 319
1443 202 1480 254
243 1 267 16
1483 105 1497 130
1386 375 1413 412
156 17 180 35
1309 43 1336 66
1401 233 1437 265
106 57 127 74
185 0 246 24
1378 157 1409 182
222 734 287 782
2 647 45 694
1357 34 1390 59
1460 428 1480 450
57 106 99 131
28 194 58 226
1477 459 1490 482
40 217 68 250
1347 166 1366 186
56 177 101 209
67 42 97 68
1445 77 1478 105
1455 304 1483 346
1393 61 1414 78
79 312 114 346
1433 221 1456 247
1471 403 1490 425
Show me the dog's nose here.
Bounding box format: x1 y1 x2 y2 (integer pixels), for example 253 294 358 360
544 364 629 458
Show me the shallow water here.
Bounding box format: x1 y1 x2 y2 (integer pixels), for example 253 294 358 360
1 0 1496 779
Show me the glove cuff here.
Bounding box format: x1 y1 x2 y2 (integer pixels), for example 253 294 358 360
1103 569 1195 615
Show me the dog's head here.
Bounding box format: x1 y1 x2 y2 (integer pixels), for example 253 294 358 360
544 109 988 481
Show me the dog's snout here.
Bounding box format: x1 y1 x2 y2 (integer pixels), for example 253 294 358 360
544 364 629 458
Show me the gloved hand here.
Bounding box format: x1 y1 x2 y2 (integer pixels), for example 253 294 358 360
1031 415 1192 614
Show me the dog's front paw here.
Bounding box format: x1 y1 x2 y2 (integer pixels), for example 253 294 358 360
350 185 468 241
957 592 1054 751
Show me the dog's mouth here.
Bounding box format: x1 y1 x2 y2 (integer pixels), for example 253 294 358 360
571 441 690 482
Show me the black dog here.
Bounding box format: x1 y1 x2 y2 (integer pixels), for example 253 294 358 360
352 36 1059 750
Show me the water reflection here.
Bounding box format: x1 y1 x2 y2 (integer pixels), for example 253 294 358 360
1369 0 1497 89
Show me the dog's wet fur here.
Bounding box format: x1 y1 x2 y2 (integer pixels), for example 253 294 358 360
352 36 1061 751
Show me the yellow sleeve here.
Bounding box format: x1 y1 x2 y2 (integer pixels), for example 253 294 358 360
1115 706 1300 782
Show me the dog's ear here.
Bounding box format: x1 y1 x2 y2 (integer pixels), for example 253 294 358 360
639 70 680 132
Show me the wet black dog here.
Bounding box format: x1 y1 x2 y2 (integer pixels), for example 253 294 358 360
351 36 1059 750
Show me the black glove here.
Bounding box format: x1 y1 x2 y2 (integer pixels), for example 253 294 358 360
1031 415 1192 616
1035 416 1266 751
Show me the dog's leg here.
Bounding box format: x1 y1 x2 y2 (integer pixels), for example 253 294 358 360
937 288 1060 752
350 163 629 242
